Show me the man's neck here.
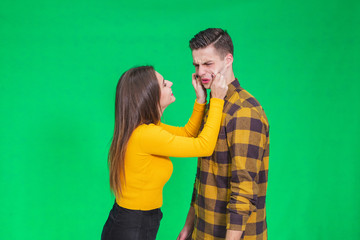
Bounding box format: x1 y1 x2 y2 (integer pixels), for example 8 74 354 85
225 70 236 86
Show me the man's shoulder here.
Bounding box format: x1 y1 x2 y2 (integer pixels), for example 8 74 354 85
225 86 264 116
223 85 269 134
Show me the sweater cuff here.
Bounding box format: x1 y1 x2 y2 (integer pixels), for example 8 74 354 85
209 97 225 107
194 99 207 108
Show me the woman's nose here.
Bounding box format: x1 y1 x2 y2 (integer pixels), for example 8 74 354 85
167 81 173 87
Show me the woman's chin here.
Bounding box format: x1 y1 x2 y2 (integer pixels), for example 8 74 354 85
169 96 176 104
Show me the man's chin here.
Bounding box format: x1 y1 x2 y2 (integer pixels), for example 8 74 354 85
201 80 211 88
202 83 212 89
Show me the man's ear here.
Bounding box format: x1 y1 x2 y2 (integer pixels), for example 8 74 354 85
225 53 233 66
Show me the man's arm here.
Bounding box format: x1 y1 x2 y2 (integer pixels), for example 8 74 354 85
178 155 201 240
226 230 244 240
225 108 267 237
177 206 195 240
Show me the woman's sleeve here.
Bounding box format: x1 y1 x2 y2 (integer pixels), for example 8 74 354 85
139 98 224 157
160 100 206 137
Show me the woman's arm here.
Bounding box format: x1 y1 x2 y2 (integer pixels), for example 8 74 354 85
138 98 224 157
160 100 206 137
160 73 207 137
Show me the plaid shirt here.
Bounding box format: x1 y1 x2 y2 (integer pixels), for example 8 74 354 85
191 79 270 240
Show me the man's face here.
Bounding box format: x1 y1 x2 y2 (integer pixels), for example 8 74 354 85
192 45 226 89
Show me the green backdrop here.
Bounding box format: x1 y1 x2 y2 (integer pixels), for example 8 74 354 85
1 0 359 239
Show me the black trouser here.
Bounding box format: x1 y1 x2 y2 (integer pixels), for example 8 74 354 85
101 202 163 240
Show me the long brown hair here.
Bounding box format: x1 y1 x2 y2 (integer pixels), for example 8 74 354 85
108 66 161 195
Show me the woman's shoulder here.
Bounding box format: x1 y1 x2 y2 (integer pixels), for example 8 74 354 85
132 123 162 137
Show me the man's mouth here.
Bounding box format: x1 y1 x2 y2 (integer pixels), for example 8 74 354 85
202 78 211 84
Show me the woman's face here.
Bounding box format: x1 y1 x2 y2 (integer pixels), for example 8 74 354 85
155 71 175 111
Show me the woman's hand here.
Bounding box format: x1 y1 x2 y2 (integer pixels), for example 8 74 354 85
210 72 228 100
192 73 207 104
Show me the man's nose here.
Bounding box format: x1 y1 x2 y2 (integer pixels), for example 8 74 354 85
198 65 206 76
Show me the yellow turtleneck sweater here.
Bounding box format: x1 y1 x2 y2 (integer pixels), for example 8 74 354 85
116 98 224 210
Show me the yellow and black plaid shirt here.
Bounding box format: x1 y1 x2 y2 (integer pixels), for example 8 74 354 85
191 79 270 240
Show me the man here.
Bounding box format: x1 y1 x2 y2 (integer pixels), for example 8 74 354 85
177 28 270 240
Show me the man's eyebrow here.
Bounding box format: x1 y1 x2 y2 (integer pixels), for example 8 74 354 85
193 61 212 66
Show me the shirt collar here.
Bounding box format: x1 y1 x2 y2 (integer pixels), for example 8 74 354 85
225 78 240 101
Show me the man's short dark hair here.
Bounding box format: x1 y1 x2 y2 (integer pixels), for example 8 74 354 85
189 28 234 57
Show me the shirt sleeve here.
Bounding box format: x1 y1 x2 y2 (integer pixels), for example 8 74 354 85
225 108 268 231
160 99 206 137
138 98 224 158
190 158 200 207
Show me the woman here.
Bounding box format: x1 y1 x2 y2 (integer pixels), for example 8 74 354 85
101 66 227 240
